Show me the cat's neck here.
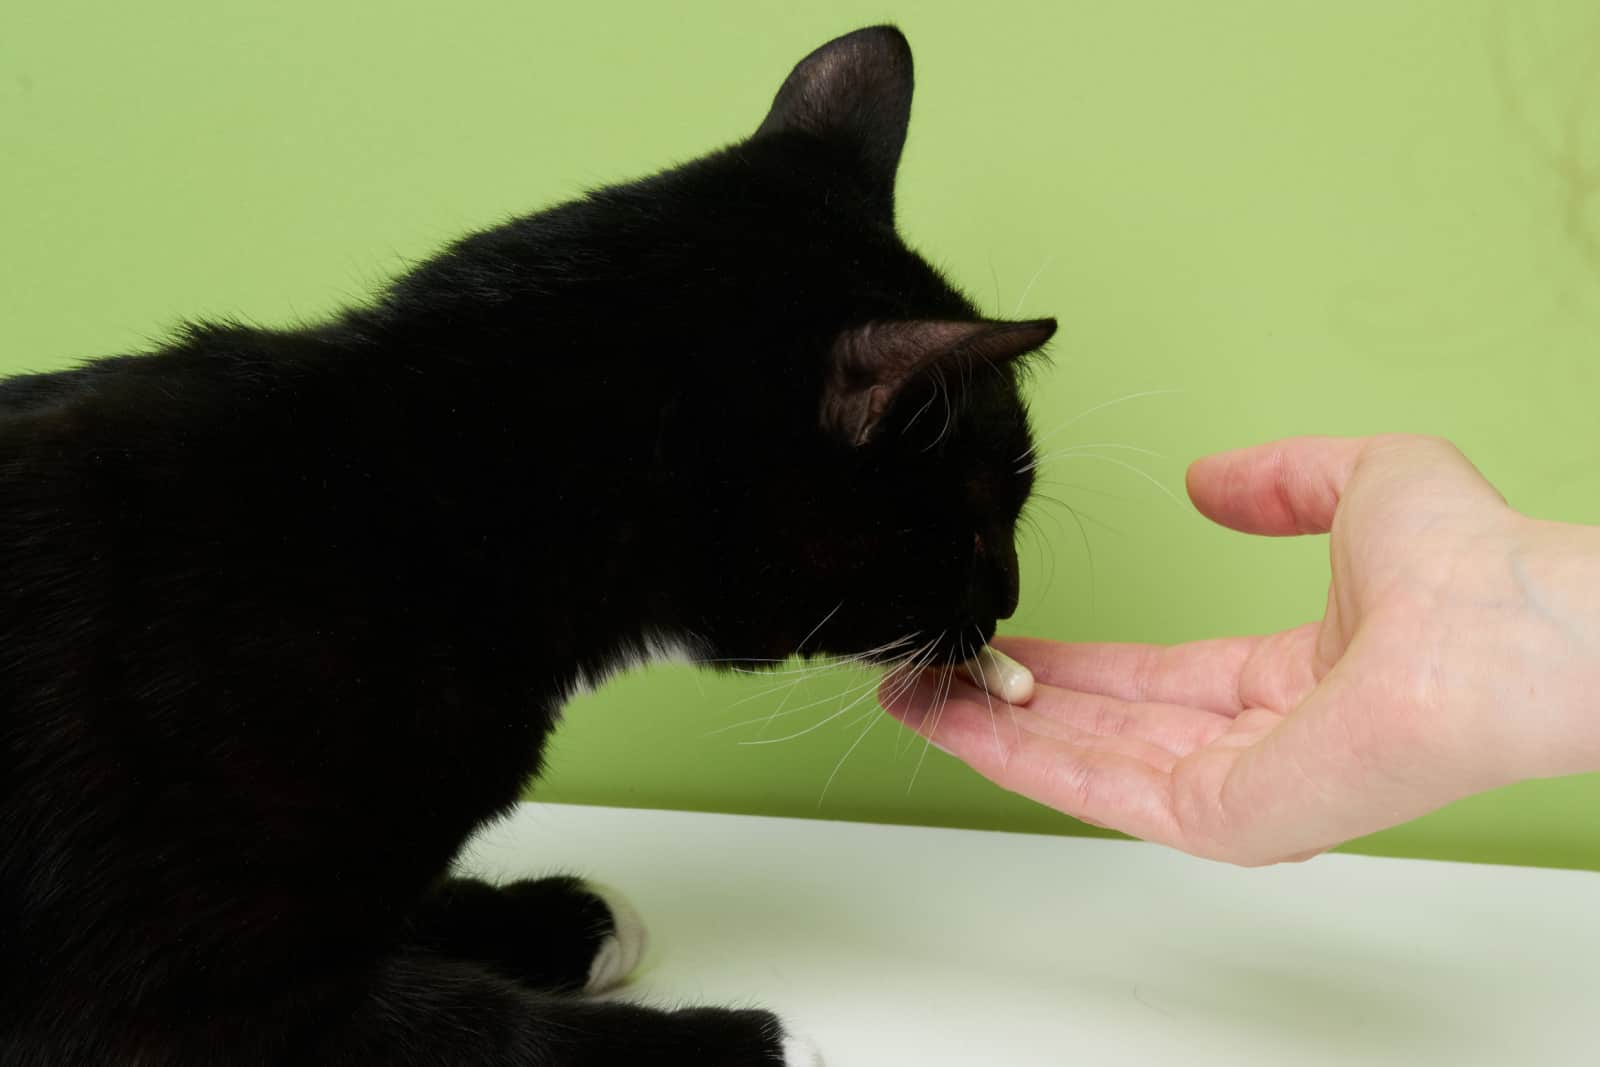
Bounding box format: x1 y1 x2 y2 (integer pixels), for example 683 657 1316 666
270 312 699 695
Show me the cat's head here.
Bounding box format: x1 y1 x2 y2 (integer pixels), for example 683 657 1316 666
632 27 1054 669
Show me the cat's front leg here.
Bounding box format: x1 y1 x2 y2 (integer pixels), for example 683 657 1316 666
317 952 821 1066
407 875 646 993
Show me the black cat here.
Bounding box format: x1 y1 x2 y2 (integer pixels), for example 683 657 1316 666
0 25 1053 1066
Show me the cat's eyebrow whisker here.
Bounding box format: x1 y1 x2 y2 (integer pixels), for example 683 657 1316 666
920 362 957 453
1018 387 1186 462
1011 252 1058 318
901 383 939 437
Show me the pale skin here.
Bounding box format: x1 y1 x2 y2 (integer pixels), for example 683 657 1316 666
881 435 1600 866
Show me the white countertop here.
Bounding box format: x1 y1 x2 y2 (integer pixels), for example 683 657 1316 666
458 802 1599 1066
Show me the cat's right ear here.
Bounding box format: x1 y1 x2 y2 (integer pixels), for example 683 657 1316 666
754 26 914 216
821 318 1056 447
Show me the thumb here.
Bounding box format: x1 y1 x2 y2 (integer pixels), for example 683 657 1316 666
1185 434 1503 538
1186 436 1368 536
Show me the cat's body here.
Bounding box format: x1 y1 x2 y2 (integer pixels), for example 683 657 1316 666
0 27 1051 1065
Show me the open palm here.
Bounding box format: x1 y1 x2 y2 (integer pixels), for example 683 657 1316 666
882 435 1559 865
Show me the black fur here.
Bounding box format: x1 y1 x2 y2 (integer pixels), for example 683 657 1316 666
0 26 1053 1065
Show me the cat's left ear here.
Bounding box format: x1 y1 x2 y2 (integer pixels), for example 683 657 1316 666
821 318 1056 447
755 26 914 216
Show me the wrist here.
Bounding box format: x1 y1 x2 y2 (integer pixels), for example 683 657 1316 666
1497 516 1600 779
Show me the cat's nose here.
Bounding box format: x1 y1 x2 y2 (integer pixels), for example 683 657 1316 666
970 531 1020 622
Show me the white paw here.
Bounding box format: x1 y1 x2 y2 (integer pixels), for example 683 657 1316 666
582 882 648 993
782 1034 824 1066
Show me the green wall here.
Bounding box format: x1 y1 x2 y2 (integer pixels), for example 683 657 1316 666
5 2 1598 870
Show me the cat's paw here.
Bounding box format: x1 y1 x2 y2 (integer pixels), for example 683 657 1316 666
582 882 648 993
780 1034 824 1066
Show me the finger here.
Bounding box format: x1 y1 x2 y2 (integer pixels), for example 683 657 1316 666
992 634 1264 714
995 626 1322 718
1017 683 1235 756
1186 435 1368 536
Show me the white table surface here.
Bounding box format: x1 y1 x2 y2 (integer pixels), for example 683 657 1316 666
458 802 1599 1066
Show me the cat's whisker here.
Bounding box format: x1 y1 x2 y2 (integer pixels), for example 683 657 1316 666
1038 452 1187 511
737 668 897 746
748 640 915 737
727 659 849 677
1017 441 1170 475
724 635 911 679
908 645 955 793
750 670 807 740
816 702 884 808
886 639 943 755
969 626 1006 765
792 600 844 658
716 659 872 725
1019 511 1060 606
880 638 941 709
731 636 935 745
721 671 812 712
1017 388 1185 462
1030 475 1138 503
908 661 954 791
846 633 918 660
1024 487 1097 616
715 667 889 738
972 624 1019 763
1029 493 1126 537
708 605 847 679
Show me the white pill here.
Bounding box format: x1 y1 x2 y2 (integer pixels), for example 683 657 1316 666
956 646 1035 705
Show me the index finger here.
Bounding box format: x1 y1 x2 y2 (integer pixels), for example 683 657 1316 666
992 634 1266 715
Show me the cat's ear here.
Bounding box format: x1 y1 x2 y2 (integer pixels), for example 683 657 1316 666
821 318 1056 447
755 26 914 214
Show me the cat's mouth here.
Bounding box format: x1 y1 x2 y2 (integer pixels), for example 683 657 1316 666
813 625 994 672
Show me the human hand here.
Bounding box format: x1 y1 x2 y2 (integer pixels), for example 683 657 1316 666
881 435 1600 865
